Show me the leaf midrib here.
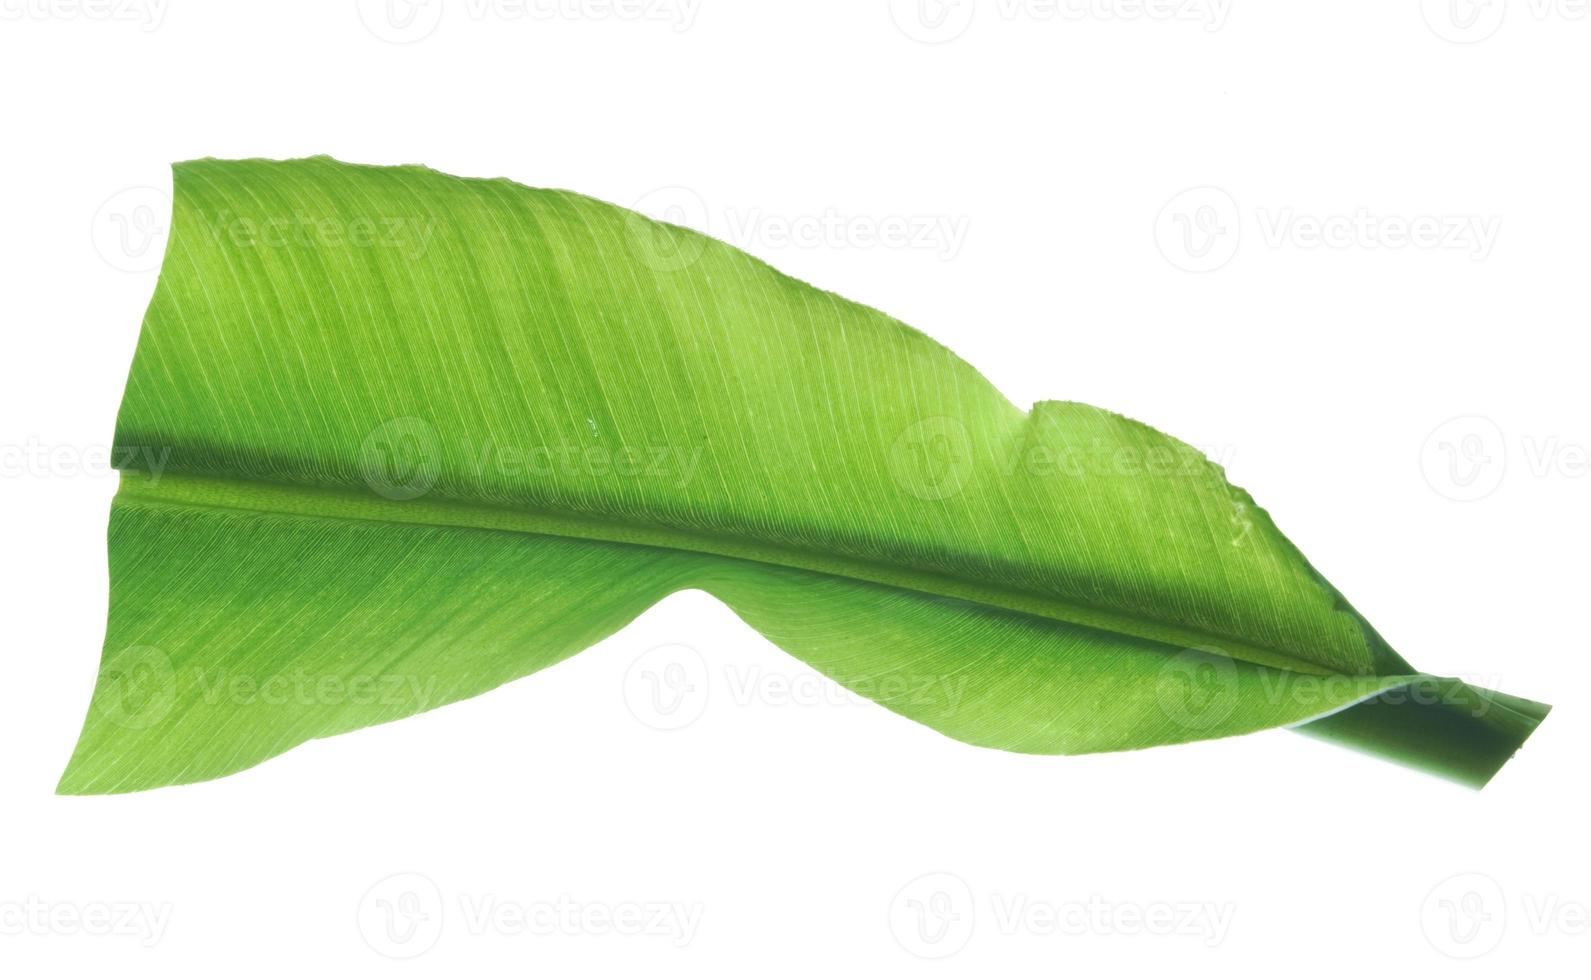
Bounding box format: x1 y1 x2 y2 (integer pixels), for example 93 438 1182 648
116 469 1351 678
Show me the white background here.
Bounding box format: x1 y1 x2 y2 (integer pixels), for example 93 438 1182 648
1 1 1586 976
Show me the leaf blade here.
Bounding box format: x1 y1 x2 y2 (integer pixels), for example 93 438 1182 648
61 155 1549 792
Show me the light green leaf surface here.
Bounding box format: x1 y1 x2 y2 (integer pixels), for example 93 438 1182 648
59 157 1548 794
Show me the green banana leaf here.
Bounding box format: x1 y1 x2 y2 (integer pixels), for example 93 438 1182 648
59 156 1549 794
